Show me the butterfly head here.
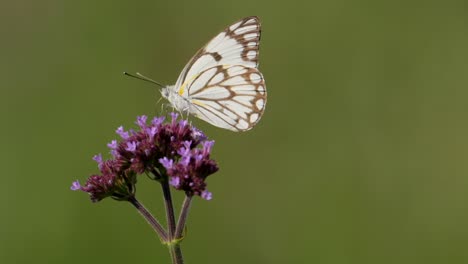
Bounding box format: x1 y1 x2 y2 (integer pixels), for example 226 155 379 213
160 86 172 99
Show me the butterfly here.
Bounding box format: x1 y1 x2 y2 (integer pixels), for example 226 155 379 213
127 16 266 132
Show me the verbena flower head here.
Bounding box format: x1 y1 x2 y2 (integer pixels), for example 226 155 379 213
160 140 218 199
71 159 137 202
72 113 218 201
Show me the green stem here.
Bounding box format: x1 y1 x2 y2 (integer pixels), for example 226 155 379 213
128 196 168 242
161 180 176 240
175 194 193 239
169 243 184 264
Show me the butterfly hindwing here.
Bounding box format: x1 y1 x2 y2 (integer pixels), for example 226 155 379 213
185 65 266 132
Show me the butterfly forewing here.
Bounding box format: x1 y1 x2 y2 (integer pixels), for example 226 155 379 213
186 65 266 132
175 16 261 89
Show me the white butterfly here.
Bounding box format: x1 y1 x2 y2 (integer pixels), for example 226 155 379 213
128 16 266 132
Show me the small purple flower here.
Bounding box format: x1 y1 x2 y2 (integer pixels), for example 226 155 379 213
177 141 191 156
203 140 214 155
194 154 203 161
110 150 119 158
70 180 81 191
179 155 190 166
169 176 180 187
179 119 188 127
116 126 130 139
136 115 148 128
201 191 212 201
151 116 165 126
146 126 157 140
125 141 137 152
107 140 118 150
170 112 178 123
191 127 207 142
159 157 174 169
93 154 103 169
183 140 192 149
93 154 103 164
107 140 119 157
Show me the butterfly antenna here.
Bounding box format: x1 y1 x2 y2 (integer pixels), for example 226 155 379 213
123 72 164 87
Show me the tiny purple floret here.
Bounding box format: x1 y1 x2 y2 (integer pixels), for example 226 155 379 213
169 176 180 187
191 127 207 141
146 126 157 139
136 115 148 128
93 154 103 164
203 140 214 154
170 112 178 123
179 155 191 166
159 157 174 169
177 141 192 156
125 141 137 152
201 190 212 200
151 116 165 126
195 154 203 161
93 154 103 169
179 120 188 127
70 180 81 191
107 140 118 150
110 149 119 158
116 126 130 139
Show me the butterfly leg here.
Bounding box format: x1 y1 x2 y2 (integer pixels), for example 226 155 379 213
155 96 165 115
159 102 166 116
182 107 191 123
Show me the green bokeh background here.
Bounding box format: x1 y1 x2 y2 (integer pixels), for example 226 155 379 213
2 0 468 263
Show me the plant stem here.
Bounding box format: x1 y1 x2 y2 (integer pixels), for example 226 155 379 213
175 195 193 239
149 169 185 263
169 243 184 264
161 180 176 240
128 196 168 242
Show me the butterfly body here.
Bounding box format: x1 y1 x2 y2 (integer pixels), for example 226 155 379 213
162 16 266 132
161 85 191 113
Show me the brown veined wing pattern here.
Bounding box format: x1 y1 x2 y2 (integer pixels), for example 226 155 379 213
160 16 266 131
184 65 266 131
174 16 261 90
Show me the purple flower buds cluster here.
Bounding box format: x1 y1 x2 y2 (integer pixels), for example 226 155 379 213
71 158 137 202
72 113 218 202
160 140 218 199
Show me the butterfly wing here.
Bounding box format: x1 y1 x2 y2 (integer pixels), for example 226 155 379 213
185 65 266 131
174 16 261 92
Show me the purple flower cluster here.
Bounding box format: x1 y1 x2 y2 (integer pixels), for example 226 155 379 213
71 158 137 202
160 140 218 199
72 113 218 202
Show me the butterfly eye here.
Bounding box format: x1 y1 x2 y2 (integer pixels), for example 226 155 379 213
161 88 169 98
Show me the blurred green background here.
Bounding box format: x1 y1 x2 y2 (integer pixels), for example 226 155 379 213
2 0 468 263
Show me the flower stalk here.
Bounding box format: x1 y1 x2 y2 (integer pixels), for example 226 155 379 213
128 196 168 242
160 179 177 240
175 195 193 240
169 243 184 264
